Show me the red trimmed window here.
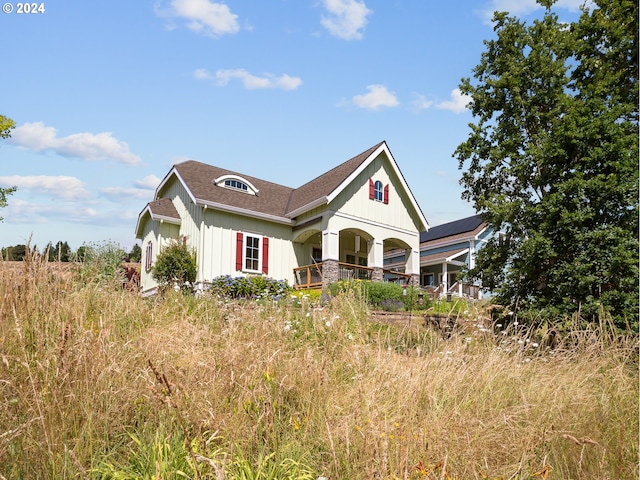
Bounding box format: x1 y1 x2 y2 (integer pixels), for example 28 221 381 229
369 178 389 204
236 232 269 274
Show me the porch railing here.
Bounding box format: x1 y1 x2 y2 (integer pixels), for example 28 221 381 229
293 263 323 290
293 262 412 289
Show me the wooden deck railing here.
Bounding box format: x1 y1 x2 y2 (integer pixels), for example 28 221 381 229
293 263 324 290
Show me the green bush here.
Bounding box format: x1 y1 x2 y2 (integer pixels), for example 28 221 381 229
328 280 427 311
209 275 291 300
74 240 127 286
151 241 197 293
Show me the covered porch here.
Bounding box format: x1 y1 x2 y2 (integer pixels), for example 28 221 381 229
420 248 482 300
291 225 419 290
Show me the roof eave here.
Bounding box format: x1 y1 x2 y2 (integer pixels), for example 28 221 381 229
285 196 328 219
134 206 182 239
198 199 294 225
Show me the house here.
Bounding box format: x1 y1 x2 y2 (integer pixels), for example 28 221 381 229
135 141 429 295
384 214 492 299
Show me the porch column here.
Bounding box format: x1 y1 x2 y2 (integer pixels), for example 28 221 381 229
405 248 420 275
322 230 340 289
441 262 448 294
370 238 384 282
468 239 476 270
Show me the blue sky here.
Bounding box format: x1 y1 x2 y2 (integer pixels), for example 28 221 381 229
0 0 586 251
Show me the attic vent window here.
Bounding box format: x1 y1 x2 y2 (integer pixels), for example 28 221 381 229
225 179 248 191
215 174 259 195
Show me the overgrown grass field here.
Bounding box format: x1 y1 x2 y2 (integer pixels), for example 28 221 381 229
1 257 637 479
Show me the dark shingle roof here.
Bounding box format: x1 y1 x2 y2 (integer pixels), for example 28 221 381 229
286 141 384 213
420 214 484 243
166 142 385 218
172 162 294 217
148 197 180 220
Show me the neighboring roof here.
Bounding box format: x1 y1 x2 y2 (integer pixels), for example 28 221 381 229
145 141 428 231
420 215 485 244
420 247 469 266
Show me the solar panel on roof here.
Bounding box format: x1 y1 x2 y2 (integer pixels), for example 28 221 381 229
420 214 484 242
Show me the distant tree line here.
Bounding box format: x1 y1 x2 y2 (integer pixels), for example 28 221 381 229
1 242 142 263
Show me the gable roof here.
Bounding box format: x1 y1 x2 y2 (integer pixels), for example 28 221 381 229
286 141 384 214
147 197 181 220
138 141 428 232
420 214 485 244
135 197 181 237
170 161 294 220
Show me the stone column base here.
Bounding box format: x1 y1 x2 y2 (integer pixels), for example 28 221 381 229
372 267 384 282
322 259 339 291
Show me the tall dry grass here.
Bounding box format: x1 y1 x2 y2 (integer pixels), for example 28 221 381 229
0 254 637 479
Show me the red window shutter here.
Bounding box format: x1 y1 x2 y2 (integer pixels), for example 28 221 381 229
262 237 269 274
384 184 389 204
235 232 243 270
369 178 374 199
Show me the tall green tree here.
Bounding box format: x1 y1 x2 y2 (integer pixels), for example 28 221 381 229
128 243 142 263
0 115 17 222
455 0 638 329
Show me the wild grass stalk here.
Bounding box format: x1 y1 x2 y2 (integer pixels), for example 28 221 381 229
0 256 637 479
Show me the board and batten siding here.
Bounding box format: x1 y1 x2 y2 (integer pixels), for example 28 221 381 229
199 209 296 284
157 177 202 247
139 216 181 292
329 153 422 238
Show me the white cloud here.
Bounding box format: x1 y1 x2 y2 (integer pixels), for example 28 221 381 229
99 187 154 202
0 175 90 201
411 94 434 112
435 89 472 114
320 0 372 40
194 68 303 90
9 122 143 166
3 198 98 225
343 84 399 110
135 174 162 190
155 0 239 37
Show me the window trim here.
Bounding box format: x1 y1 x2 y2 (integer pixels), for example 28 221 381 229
374 180 384 202
236 231 269 274
214 174 259 195
243 233 262 273
369 178 389 204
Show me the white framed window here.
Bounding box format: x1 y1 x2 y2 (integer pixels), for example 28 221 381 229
236 232 269 274
215 175 259 195
374 180 384 201
224 178 248 192
244 234 261 272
